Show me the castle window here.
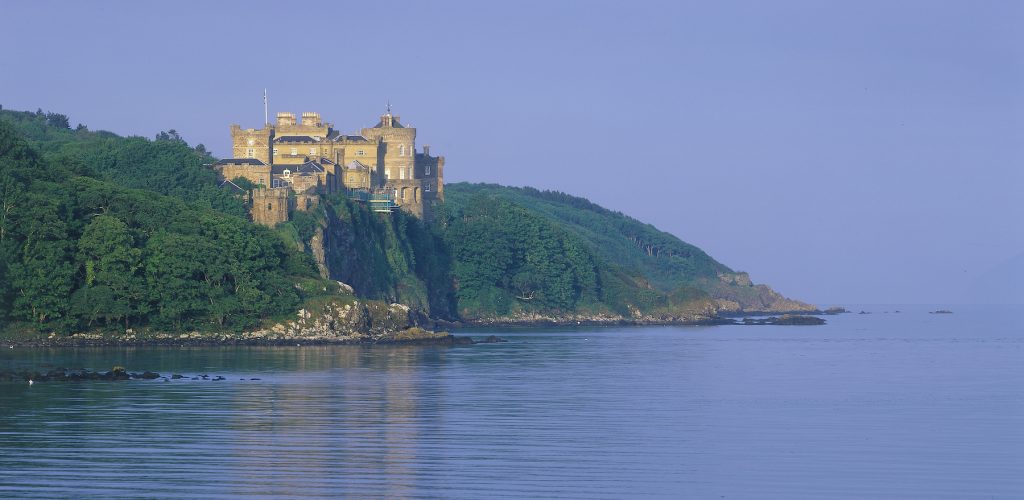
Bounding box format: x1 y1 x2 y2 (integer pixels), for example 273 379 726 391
273 148 279 155
309 147 316 155
247 148 254 157
399 167 406 180
409 167 414 179
385 168 391 179
425 183 431 192
283 169 291 178
425 165 431 175
290 148 298 155
356 150 365 156
399 144 406 157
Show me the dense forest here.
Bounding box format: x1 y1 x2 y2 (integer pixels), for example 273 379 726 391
0 108 326 333
0 106 804 334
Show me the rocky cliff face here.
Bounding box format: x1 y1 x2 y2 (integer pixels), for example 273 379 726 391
459 294 723 326
29 296 458 347
703 272 817 314
239 297 443 343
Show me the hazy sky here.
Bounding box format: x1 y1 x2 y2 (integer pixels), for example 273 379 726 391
1 1 1020 305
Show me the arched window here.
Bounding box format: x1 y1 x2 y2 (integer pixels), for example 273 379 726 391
399 144 406 156
283 169 291 177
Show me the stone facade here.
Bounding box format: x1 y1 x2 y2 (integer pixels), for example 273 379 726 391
251 187 290 227
214 107 444 226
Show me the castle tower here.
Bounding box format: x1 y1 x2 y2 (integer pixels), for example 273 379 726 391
230 124 273 165
361 106 416 184
251 187 289 227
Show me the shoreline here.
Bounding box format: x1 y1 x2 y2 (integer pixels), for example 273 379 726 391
1 309 833 348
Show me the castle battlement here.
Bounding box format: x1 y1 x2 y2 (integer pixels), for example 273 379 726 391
215 107 444 226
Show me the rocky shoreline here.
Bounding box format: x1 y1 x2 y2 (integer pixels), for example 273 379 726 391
1 297 834 348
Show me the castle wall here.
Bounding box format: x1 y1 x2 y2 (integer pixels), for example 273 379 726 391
251 188 289 227
230 125 272 164
226 109 442 224
218 163 272 188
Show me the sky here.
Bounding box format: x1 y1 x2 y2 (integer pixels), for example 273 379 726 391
1 0 1020 306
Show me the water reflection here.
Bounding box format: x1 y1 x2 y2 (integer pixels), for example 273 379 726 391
1 306 1022 498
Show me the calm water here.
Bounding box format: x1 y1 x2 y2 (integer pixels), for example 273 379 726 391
1 305 1022 499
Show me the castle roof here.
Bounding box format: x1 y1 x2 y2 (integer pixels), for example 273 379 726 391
218 179 247 193
326 131 371 142
215 158 266 166
372 118 404 128
274 135 320 143
297 160 325 173
344 160 370 171
272 160 325 175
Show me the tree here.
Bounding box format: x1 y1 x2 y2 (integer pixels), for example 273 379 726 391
77 215 148 327
45 113 70 129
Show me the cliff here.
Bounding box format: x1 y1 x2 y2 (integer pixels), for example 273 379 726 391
0 107 815 339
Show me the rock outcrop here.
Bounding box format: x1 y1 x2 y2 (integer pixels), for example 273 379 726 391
10 297 462 347
704 272 818 314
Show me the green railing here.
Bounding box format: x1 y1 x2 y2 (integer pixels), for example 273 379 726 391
347 189 395 212
369 193 396 212
346 189 369 202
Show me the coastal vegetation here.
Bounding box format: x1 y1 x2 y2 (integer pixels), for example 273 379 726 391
0 107 811 338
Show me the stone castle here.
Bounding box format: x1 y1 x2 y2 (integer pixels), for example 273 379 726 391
213 107 444 226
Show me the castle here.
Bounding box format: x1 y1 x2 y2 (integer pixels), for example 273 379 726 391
213 107 444 226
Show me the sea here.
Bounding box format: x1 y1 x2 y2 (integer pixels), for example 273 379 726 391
1 304 1021 499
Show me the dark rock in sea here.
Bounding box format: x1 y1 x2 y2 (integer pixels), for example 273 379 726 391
474 335 508 344
930 310 954 314
171 374 184 380
0 367 160 382
859 311 870 314
823 307 849 315
212 376 226 381
743 314 826 326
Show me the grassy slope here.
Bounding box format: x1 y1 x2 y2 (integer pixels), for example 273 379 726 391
444 183 814 313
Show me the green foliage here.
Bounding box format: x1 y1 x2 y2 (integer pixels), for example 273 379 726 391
0 105 732 331
0 108 247 218
0 116 309 333
320 195 456 318
444 183 732 291
440 194 608 317
440 183 726 319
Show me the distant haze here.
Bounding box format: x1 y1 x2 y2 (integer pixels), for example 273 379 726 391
1 1 1020 305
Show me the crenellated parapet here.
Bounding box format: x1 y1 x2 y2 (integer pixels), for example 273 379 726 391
216 106 445 226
